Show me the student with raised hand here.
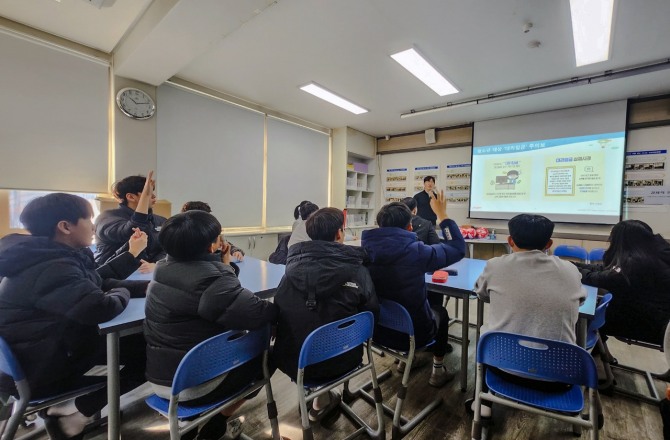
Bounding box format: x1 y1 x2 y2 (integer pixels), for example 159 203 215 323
573 219 670 345
467 214 585 419
144 210 278 440
94 170 166 271
180 200 245 261
0 193 150 440
362 191 465 387
273 207 378 423
401 197 440 244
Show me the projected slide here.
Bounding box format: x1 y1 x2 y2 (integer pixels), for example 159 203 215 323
470 132 626 224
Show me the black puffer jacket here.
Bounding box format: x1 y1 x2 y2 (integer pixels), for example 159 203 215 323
0 234 139 393
144 254 278 386
273 240 378 380
574 234 670 344
95 204 166 265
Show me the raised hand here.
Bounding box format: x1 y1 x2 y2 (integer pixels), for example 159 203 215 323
429 190 449 222
136 170 155 214
128 227 148 257
220 238 232 265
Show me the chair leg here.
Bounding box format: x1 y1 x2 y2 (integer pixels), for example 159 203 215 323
2 398 28 440
471 364 485 440
264 382 281 440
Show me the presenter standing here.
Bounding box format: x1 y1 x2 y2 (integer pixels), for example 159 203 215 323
413 176 438 225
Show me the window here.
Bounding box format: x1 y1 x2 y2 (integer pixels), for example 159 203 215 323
9 191 100 229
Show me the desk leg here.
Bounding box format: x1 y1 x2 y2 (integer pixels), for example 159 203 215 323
468 243 474 258
460 298 469 392
576 317 587 348
107 332 121 440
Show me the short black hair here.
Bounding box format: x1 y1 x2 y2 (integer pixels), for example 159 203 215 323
508 214 554 251
181 201 212 213
298 202 319 220
423 176 435 183
377 202 412 229
401 197 417 211
159 211 221 260
112 175 146 205
20 193 92 238
306 208 344 241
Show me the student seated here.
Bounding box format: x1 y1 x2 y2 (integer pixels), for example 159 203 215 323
362 191 465 387
95 171 166 271
181 200 245 261
469 214 585 417
287 201 319 249
273 207 378 422
0 193 149 440
573 219 670 345
144 210 278 440
401 197 440 244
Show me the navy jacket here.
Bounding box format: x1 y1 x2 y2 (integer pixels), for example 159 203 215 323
362 219 465 348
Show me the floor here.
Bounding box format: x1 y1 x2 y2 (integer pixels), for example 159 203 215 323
13 304 668 440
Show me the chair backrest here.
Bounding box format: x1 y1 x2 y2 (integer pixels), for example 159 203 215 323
298 312 374 370
172 325 271 395
588 247 606 264
0 337 25 383
477 331 598 389
553 245 588 262
376 299 414 336
585 293 613 350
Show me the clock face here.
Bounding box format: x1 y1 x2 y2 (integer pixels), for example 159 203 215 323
116 88 156 120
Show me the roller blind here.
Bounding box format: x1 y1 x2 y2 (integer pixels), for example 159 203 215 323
0 31 109 192
266 117 329 227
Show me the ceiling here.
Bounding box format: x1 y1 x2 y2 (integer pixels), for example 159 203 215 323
2 0 670 137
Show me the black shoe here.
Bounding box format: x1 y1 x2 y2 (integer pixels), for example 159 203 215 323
445 343 454 354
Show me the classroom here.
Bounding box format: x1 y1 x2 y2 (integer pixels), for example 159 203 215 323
1 1 670 439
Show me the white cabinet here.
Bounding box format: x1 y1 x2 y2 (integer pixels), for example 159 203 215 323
227 234 278 261
346 154 376 229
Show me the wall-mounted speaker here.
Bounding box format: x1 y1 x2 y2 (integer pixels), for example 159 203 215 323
425 128 436 144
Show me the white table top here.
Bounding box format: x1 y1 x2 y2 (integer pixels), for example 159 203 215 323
100 257 285 334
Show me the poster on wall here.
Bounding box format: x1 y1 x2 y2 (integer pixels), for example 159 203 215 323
413 165 440 192
445 163 471 205
623 149 670 209
384 167 409 202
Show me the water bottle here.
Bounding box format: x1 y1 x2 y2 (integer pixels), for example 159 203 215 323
489 229 496 240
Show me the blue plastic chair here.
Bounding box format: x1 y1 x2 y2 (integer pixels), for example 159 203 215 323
588 248 606 264
553 245 588 262
145 326 281 440
471 332 601 440
586 293 613 351
296 311 384 440
0 336 105 440
356 299 441 439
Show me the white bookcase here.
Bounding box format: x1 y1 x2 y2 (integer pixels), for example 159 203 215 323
345 153 376 228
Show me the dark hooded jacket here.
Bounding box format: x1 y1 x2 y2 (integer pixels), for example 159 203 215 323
144 254 278 386
95 204 167 265
574 234 670 344
411 215 440 245
273 240 378 380
362 219 465 349
0 234 142 394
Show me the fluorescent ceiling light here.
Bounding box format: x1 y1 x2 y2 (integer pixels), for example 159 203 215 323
569 0 614 67
300 83 368 114
391 48 458 96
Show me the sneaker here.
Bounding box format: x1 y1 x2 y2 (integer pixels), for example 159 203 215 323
428 365 455 387
221 417 244 440
397 355 430 373
308 390 341 423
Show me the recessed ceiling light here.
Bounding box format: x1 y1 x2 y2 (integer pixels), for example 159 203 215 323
390 48 459 96
569 0 614 67
300 83 368 115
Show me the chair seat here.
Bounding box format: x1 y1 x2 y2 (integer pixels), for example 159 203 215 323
486 370 584 413
145 382 259 420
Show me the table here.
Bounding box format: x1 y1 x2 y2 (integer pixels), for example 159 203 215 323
425 258 597 392
98 257 285 440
